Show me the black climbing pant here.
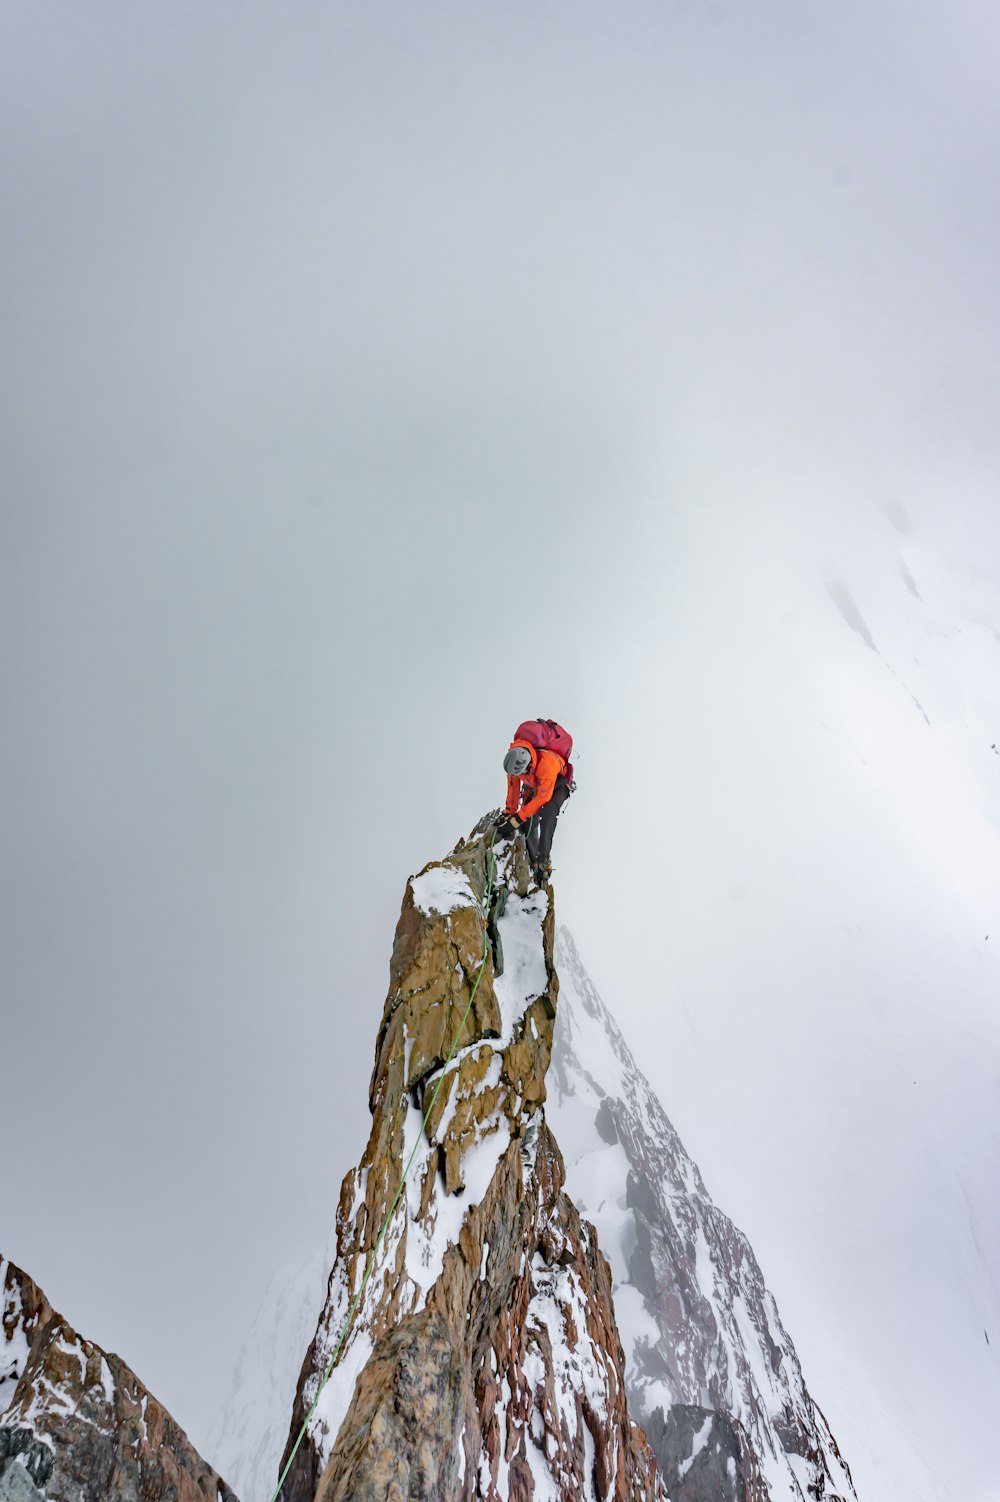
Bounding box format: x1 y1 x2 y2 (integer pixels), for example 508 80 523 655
524 775 572 866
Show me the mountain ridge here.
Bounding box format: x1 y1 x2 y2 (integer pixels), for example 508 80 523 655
0 1255 237 1502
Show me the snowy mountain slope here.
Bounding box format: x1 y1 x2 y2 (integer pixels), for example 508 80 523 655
549 929 854 1502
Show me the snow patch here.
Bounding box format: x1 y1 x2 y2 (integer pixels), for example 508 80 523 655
311 1325 375 1467
678 1413 713 1479
1 1265 31 1417
97 1356 115 1406
612 1284 661 1361
493 888 549 1038
411 865 476 917
404 1100 512 1299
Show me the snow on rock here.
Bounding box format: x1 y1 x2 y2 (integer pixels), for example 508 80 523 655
492 888 550 1039
0 1256 237 1502
411 863 477 917
274 817 667 1502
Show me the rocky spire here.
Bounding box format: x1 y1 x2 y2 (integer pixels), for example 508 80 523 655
0 1256 237 1502
276 818 667 1502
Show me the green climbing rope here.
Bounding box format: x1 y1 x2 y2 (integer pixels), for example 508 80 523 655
268 827 499 1502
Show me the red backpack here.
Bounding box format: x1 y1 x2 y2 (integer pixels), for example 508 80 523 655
514 719 575 784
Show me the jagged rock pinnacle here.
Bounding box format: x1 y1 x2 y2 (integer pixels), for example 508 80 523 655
277 818 667 1502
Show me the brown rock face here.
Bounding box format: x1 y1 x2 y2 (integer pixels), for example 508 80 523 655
277 818 666 1502
0 1256 238 1502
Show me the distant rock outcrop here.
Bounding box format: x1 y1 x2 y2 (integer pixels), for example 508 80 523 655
277 818 667 1501
0 1256 237 1502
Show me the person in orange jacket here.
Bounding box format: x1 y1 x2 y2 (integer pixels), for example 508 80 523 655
498 738 572 879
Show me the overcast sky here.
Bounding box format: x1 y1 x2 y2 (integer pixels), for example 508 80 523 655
3 3 1000 1498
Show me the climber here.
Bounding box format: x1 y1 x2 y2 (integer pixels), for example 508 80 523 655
497 719 574 881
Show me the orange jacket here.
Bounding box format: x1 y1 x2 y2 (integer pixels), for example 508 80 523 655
505 740 566 821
